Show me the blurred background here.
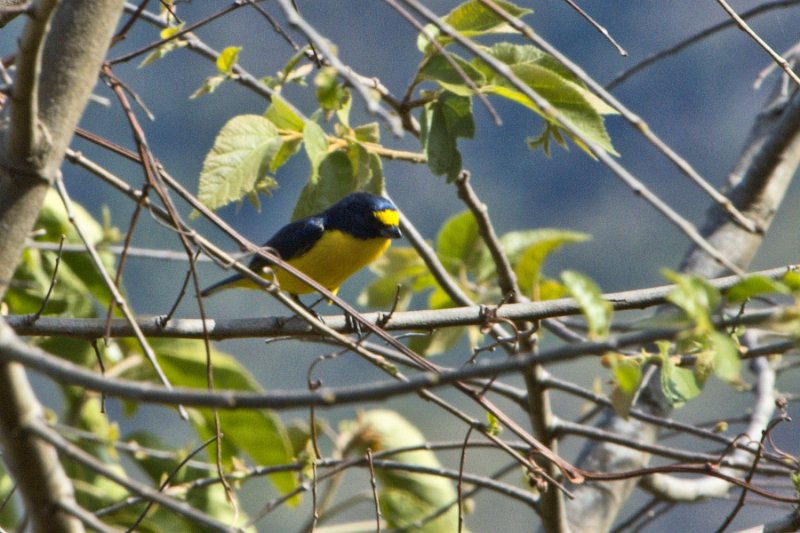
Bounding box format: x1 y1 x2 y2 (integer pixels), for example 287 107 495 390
5 1 800 530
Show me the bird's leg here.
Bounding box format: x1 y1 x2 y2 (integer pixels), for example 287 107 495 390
292 294 326 324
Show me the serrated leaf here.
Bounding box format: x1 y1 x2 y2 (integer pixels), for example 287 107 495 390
344 410 459 531
726 275 790 303
265 94 305 132
216 46 241 74
445 0 532 36
420 92 474 181
562 270 611 339
419 52 486 96
197 115 281 211
483 64 616 156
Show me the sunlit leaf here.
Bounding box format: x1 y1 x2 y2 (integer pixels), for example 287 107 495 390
197 115 281 211
215 46 241 74
562 270 611 339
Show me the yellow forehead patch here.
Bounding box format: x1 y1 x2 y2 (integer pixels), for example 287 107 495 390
374 208 399 227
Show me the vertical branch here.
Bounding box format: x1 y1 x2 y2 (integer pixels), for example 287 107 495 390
0 0 127 531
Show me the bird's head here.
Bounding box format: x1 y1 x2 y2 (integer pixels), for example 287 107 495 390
326 192 402 240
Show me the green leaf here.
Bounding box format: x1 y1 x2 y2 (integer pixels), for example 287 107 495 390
436 210 487 275
359 247 434 309
197 115 281 211
445 0 532 36
726 275 790 303
344 410 459 532
663 270 720 330
7 190 117 317
190 75 226 99
610 357 641 420
303 120 329 169
122 339 297 499
562 270 611 339
216 46 241 74
659 342 703 407
711 331 741 383
506 229 590 297
353 122 381 143
315 67 350 111
292 151 353 219
419 52 486 96
472 43 616 156
138 24 186 67
782 270 800 291
265 94 305 132
420 91 474 181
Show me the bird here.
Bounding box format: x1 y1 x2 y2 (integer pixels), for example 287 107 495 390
201 192 402 298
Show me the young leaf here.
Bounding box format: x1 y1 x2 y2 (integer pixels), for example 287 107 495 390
610 357 640 420
197 115 281 211
562 270 611 339
215 46 241 74
663 270 720 331
265 94 305 132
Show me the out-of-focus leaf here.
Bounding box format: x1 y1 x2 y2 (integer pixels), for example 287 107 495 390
561 270 611 339
315 67 349 111
6 190 117 317
216 46 241 74
507 229 589 298
663 270 720 330
119 339 297 499
726 275 790 303
659 342 703 407
343 410 460 532
711 331 741 383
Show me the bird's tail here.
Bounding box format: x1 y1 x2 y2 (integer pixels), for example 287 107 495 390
200 273 244 297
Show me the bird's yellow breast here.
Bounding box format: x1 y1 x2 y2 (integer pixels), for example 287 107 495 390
272 230 392 295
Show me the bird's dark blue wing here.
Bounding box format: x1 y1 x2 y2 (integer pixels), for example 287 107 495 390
248 216 325 270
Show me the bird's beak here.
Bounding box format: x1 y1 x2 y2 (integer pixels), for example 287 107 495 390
382 225 402 239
